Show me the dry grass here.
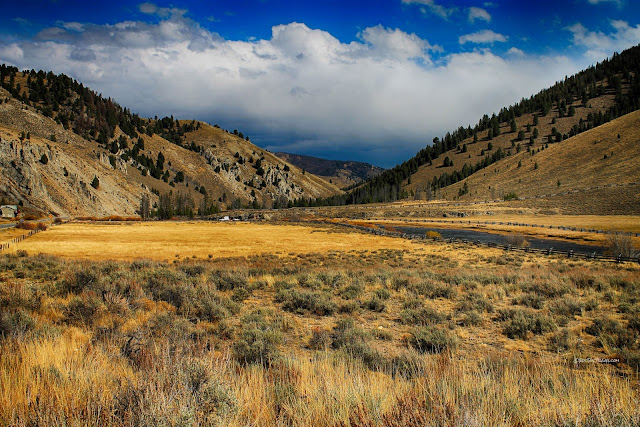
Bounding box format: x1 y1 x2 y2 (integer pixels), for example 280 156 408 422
3 221 428 261
0 227 31 245
1 221 639 425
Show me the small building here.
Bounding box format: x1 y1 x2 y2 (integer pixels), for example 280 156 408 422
1 205 18 219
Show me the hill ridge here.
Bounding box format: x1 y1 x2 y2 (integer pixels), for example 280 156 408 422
0 67 341 216
275 152 384 189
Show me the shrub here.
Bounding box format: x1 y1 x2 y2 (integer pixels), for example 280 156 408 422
0 309 35 337
399 307 445 326
339 283 363 300
412 281 455 299
330 318 385 370
233 315 282 366
231 287 251 302
340 340 386 371
501 310 556 340
338 301 360 314
309 327 332 350
456 291 494 313
191 291 232 322
181 264 206 277
62 269 99 294
585 316 634 349
212 271 248 291
363 297 386 312
64 296 101 325
16 249 28 258
275 289 336 316
331 318 368 349
409 326 457 354
199 380 237 420
511 293 545 309
375 288 391 300
296 273 321 288
506 234 529 248
521 281 569 298
549 296 584 318
459 310 483 326
402 296 424 310
605 232 639 258
389 352 426 379
548 328 572 353
146 269 189 308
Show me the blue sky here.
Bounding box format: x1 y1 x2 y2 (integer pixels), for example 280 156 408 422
1 1 639 167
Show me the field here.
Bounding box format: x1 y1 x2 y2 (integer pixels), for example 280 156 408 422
1 220 639 425
1 221 425 261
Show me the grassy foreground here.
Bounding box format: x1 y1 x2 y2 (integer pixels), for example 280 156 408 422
1 223 639 425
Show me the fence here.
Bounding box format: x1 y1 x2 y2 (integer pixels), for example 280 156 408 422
0 221 61 253
387 218 640 238
328 221 640 264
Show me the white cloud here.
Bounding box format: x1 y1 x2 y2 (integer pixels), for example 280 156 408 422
139 2 187 18
507 47 525 56
468 7 491 23
0 16 584 166
459 29 508 44
567 20 640 60
402 0 457 20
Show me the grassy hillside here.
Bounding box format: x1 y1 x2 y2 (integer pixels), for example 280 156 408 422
275 152 384 189
437 109 640 214
405 93 617 198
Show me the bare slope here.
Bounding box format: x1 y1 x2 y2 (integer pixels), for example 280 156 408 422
439 109 640 214
0 92 148 217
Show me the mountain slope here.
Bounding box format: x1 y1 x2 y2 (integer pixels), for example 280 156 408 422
405 93 617 198
0 68 341 216
327 44 640 207
275 152 384 189
438 109 640 214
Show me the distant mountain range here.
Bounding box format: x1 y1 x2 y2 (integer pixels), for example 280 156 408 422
275 152 384 189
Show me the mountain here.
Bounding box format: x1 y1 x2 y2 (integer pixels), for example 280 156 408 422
305 44 640 208
436 109 640 214
274 152 384 189
0 66 341 216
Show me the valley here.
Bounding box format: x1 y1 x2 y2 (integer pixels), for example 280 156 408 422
1 32 639 427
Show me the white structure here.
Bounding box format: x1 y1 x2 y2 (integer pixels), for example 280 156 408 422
0 205 17 218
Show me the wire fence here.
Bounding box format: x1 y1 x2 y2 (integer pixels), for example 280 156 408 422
0 220 63 253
